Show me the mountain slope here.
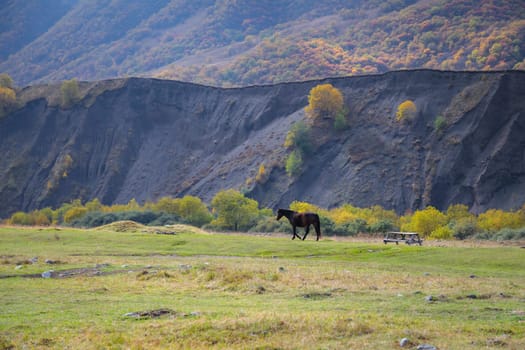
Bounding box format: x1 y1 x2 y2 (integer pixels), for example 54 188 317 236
1 0 525 86
1 70 524 218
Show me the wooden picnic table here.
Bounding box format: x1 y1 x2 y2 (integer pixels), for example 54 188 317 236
383 232 423 245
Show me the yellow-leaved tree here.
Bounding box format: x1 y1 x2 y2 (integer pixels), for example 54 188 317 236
210 189 260 231
177 195 213 227
477 209 524 232
0 73 14 89
61 79 80 108
401 206 447 237
290 201 325 215
255 163 268 183
305 83 344 122
0 73 17 118
396 100 417 122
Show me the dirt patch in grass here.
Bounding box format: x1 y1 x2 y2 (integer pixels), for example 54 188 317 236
93 220 207 235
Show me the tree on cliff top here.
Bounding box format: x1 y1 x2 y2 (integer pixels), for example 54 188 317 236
305 83 344 122
61 79 80 108
0 73 14 89
0 73 17 118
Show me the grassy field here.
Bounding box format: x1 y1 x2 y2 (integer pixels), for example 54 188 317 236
0 225 524 349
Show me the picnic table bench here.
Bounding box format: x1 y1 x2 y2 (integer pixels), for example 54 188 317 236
383 232 423 245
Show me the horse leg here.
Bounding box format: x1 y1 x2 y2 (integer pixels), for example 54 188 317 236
314 222 321 241
292 225 297 240
302 225 310 240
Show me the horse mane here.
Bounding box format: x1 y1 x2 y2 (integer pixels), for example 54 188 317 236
278 208 295 214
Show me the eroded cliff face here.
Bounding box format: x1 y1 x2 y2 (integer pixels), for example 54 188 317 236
1 70 524 217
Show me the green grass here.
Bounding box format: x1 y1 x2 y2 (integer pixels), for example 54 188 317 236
0 226 524 349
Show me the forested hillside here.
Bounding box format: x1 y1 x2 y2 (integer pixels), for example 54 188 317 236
1 0 524 86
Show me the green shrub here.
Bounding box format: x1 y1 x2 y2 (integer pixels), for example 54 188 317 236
285 150 303 177
334 108 349 130
248 216 288 233
71 212 118 227
318 214 336 235
368 219 396 234
434 115 447 132
70 211 181 228
147 212 183 226
490 227 525 241
63 207 88 224
451 219 478 240
150 196 211 226
340 219 368 236
33 211 51 226
61 79 80 108
9 212 34 225
284 121 312 154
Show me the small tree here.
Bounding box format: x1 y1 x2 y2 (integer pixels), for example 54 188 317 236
33 211 51 226
404 206 447 237
210 189 260 231
255 163 268 184
285 150 303 177
477 209 523 232
85 198 103 212
446 204 474 223
153 197 181 214
284 120 312 153
434 115 446 132
0 73 14 89
9 212 34 225
0 73 15 117
334 107 349 130
63 207 88 224
61 79 80 108
396 100 417 122
429 225 454 239
178 195 212 226
305 83 344 122
0 86 16 118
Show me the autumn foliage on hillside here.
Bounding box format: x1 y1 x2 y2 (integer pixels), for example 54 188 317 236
156 0 525 86
2 0 524 86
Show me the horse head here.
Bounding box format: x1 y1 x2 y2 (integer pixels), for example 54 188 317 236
276 208 285 221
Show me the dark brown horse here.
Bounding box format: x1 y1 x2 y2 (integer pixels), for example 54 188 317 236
276 208 321 241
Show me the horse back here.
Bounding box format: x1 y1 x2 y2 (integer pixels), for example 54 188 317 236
293 212 319 226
